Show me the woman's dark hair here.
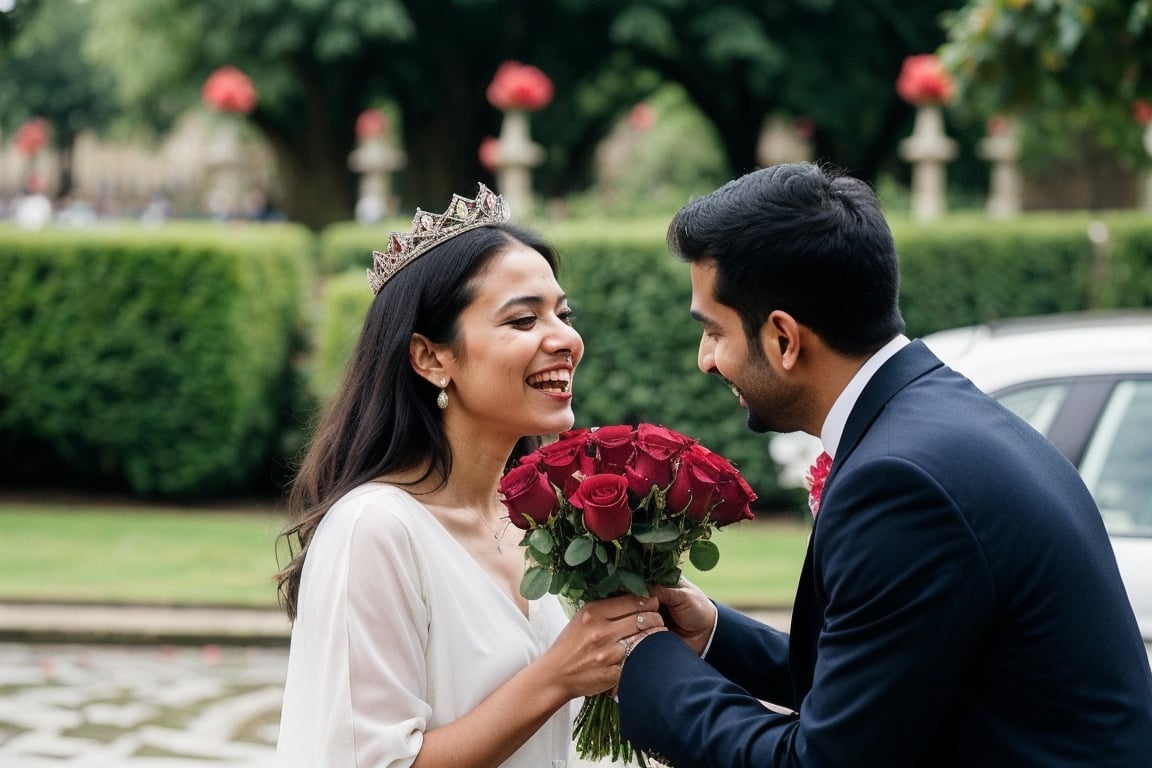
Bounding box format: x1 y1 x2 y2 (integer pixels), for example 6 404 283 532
666 162 905 356
275 223 558 619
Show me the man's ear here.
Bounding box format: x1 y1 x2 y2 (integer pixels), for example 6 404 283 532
760 311 802 370
409 332 451 385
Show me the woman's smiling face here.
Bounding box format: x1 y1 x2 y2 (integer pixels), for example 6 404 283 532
441 244 583 441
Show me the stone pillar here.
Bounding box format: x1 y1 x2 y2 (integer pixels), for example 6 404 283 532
898 105 957 221
495 109 544 218
756 115 813 167
1142 124 1152 211
348 136 406 224
978 116 1022 219
204 119 244 219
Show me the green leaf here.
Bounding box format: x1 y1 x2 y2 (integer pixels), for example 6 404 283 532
564 536 595 566
520 566 552 600
528 527 555 554
632 524 682 544
616 569 650 597
594 542 608 563
689 539 721 571
595 571 622 595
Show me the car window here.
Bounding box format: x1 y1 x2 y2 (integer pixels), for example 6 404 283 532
1077 380 1152 538
995 383 1069 435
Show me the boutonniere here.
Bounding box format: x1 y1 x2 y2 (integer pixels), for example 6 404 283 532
805 451 833 517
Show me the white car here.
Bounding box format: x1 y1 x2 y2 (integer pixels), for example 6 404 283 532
770 310 1152 639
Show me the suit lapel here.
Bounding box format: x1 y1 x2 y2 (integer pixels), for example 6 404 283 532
831 340 943 480
787 340 944 703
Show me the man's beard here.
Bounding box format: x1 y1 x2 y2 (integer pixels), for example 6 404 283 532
746 405 773 434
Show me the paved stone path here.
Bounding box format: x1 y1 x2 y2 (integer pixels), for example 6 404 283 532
0 641 638 767
4 612 1142 767
0 642 284 767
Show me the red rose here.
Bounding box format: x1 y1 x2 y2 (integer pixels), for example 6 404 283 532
486 61 554 112
696 448 757 525
631 424 694 492
499 462 559 529
666 447 720 520
590 425 635 474
895 54 954 107
570 474 632 540
537 434 594 496
202 65 258 114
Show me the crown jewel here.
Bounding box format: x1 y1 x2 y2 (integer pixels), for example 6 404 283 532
367 183 511 294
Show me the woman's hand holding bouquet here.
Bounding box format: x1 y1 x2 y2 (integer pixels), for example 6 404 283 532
499 424 756 763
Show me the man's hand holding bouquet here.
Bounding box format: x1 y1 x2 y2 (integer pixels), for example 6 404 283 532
499 423 756 764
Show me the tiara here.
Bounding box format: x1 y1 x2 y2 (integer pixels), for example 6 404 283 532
367 183 511 294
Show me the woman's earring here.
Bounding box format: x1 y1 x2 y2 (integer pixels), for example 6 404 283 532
436 378 449 410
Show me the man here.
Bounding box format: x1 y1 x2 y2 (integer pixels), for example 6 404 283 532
616 163 1152 766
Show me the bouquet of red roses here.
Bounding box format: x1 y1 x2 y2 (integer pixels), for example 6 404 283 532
498 423 756 764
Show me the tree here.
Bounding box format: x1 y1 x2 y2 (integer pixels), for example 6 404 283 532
78 0 966 228
607 0 965 180
0 0 118 196
83 0 652 229
940 0 1152 118
939 0 1152 180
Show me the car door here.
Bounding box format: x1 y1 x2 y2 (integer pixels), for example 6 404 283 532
992 375 1152 639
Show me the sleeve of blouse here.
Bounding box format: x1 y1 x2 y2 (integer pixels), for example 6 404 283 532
342 497 432 767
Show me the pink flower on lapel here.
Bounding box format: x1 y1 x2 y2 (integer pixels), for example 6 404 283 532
805 451 833 517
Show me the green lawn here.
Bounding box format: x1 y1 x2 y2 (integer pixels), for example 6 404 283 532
0 502 810 608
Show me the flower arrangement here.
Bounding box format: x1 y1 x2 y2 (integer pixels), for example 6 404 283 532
1133 99 1152 127
895 54 954 107
355 108 388 140
486 60 554 112
804 451 833 517
13 117 49 156
202 65 258 114
478 135 501 171
499 423 756 763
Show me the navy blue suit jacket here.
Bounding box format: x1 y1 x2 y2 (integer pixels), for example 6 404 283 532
618 341 1152 767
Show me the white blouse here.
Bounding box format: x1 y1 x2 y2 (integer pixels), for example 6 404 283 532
275 483 576 767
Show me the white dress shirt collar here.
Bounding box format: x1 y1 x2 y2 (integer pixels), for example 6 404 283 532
820 335 910 458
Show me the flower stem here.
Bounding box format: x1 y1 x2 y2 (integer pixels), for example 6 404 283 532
573 692 634 764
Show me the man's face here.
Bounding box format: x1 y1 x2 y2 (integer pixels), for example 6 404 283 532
689 261 804 434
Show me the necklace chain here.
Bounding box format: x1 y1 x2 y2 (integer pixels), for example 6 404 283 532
447 485 512 554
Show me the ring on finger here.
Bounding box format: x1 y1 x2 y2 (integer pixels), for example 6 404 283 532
637 614 646 628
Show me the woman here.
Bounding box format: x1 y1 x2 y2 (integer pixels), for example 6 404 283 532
275 184 662 767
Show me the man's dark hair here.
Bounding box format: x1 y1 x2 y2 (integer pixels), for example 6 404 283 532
666 162 905 356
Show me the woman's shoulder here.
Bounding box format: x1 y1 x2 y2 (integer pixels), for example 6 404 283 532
318 482 429 540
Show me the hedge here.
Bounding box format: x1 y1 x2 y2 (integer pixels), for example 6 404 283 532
4 211 1150 503
0 223 314 497
893 212 1152 336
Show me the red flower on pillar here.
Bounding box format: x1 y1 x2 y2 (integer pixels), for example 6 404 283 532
13 118 49 156
896 54 954 107
629 103 656 132
478 136 501 171
356 108 388 140
486 61 553 112
202 66 258 114
1132 99 1152 127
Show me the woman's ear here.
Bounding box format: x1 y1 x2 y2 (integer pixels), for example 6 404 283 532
761 311 802 371
409 333 450 385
